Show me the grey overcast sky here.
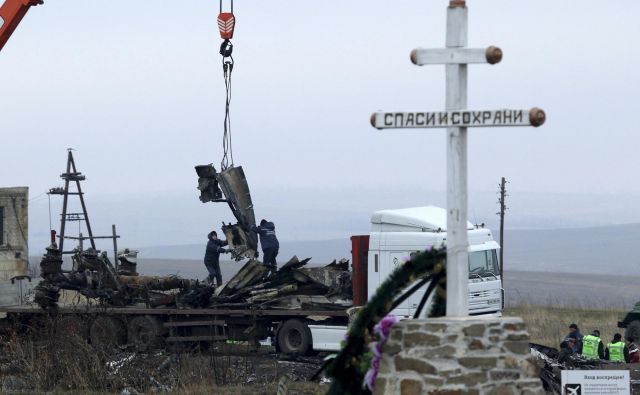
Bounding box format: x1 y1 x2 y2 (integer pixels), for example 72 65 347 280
2 1 640 249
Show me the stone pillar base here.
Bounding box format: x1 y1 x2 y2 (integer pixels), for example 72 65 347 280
374 316 544 395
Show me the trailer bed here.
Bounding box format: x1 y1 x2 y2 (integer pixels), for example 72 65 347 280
0 304 348 317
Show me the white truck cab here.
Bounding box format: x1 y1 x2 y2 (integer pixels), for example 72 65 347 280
307 206 503 352
368 206 502 317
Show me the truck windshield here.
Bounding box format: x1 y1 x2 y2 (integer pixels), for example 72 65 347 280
468 250 499 277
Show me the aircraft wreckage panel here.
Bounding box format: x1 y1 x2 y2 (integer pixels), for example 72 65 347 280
195 164 258 260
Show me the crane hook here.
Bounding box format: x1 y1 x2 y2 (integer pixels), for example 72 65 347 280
217 0 235 40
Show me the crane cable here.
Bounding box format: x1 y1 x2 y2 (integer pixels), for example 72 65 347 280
221 51 234 170
218 0 235 171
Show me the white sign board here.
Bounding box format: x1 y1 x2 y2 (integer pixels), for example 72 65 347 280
561 370 630 395
371 108 545 130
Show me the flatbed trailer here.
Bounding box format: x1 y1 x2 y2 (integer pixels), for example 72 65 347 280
0 304 349 355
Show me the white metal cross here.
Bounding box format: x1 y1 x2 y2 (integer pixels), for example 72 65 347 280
371 0 545 317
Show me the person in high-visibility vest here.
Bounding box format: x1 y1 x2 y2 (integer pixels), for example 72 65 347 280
581 329 605 360
605 333 629 362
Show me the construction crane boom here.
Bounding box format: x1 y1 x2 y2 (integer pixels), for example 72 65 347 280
0 0 42 52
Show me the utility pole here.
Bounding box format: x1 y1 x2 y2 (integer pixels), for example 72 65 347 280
497 177 507 280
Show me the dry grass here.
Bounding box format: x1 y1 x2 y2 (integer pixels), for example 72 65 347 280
3 302 629 393
0 315 326 394
165 382 323 395
505 304 627 347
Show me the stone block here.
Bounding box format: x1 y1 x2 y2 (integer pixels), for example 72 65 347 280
486 385 516 395
372 377 387 395
505 332 529 341
458 356 498 369
406 323 424 331
520 359 540 377
503 321 526 331
440 366 463 378
517 378 547 388
395 356 437 375
378 355 395 374
488 369 520 381
391 328 403 342
418 345 456 358
447 371 487 386
504 356 519 369
382 341 402 355
422 375 445 386
403 332 441 348
376 317 543 394
463 324 486 337
503 341 530 355
424 323 448 333
429 388 479 395
446 334 459 342
468 339 485 350
400 378 423 395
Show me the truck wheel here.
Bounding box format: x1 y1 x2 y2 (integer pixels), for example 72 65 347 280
90 316 126 350
128 315 164 352
277 319 311 356
625 320 640 342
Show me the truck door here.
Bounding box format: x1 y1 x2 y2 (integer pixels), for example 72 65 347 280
387 252 411 317
367 250 381 301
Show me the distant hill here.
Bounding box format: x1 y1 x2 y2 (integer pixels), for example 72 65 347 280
502 223 640 275
136 223 640 276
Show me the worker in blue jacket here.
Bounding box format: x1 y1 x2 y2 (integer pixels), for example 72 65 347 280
251 219 279 270
204 231 229 286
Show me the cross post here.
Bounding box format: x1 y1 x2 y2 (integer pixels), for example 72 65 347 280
370 0 545 317
445 0 469 316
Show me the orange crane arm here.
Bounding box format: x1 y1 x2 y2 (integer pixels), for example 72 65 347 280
0 0 43 52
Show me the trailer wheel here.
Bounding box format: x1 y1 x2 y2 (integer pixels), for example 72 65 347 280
55 315 87 340
625 320 640 342
90 316 126 350
277 319 311 356
128 315 164 351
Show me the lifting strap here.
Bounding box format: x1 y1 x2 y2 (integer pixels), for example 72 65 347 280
218 0 235 170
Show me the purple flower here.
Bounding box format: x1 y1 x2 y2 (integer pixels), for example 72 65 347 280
372 342 382 358
364 314 398 391
371 356 380 371
375 314 399 340
364 366 377 390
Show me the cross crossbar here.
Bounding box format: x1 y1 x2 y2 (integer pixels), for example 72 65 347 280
411 46 502 65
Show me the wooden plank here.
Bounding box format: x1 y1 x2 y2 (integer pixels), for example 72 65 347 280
166 335 228 342
371 108 545 130
410 47 502 65
445 3 470 318
163 320 225 327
